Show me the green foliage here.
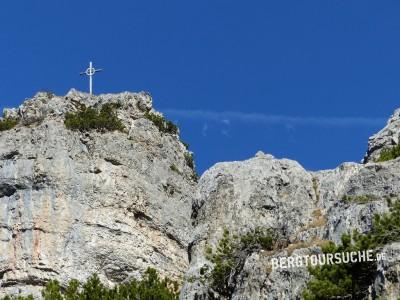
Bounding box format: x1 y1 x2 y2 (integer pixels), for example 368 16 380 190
183 152 199 182
303 200 400 300
369 200 400 246
64 103 125 132
201 229 236 297
63 279 80 300
377 144 400 162
200 228 277 298
2 268 178 300
184 152 195 170
191 173 199 183
0 118 18 132
342 194 378 204
144 112 178 135
239 227 276 250
170 164 181 174
42 280 63 300
181 141 190 150
302 233 377 300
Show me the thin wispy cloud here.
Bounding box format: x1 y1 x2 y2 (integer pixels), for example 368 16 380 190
221 129 231 137
162 109 386 127
221 119 231 125
201 123 208 137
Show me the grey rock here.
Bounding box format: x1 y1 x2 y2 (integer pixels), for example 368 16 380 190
3 90 400 299
182 156 318 299
183 157 400 299
0 90 196 298
363 108 400 163
371 242 400 300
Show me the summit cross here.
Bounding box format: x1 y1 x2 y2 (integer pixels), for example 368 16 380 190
80 61 102 95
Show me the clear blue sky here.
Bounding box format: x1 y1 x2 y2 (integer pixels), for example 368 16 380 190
1 1 399 175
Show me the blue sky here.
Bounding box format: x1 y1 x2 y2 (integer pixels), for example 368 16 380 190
1 1 400 175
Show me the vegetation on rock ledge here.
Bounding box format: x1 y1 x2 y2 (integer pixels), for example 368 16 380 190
0 117 18 132
65 103 125 132
376 144 400 162
183 152 198 182
341 194 378 204
303 200 400 300
198 227 278 298
2 268 179 300
144 112 178 135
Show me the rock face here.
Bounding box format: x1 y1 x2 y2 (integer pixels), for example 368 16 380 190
0 90 197 297
363 108 400 163
2 92 400 299
181 156 399 299
182 115 400 299
182 156 318 299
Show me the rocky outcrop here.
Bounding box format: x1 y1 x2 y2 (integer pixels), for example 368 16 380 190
363 108 400 163
182 108 400 299
181 154 319 299
2 92 400 299
372 242 400 299
0 90 197 297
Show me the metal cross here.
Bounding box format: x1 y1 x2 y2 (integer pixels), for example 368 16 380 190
80 61 102 95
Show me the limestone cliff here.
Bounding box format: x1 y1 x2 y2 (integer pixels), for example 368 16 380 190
182 113 400 299
0 90 197 297
363 108 400 163
182 155 400 299
1 91 400 299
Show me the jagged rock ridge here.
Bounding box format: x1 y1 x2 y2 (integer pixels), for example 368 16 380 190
1 91 400 299
181 110 400 299
363 108 400 163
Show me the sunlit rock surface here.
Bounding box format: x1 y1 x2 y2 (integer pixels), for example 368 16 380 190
363 108 400 163
182 156 400 299
0 90 197 297
2 92 400 299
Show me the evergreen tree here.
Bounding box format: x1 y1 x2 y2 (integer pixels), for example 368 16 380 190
1 268 178 300
303 200 400 299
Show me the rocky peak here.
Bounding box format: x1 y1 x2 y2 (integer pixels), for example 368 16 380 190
3 89 153 126
0 90 196 297
182 122 400 299
2 91 400 299
363 108 400 163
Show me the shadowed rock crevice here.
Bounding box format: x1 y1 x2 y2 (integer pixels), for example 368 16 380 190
132 210 152 221
1 150 19 160
0 276 48 288
104 157 123 166
0 183 17 197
